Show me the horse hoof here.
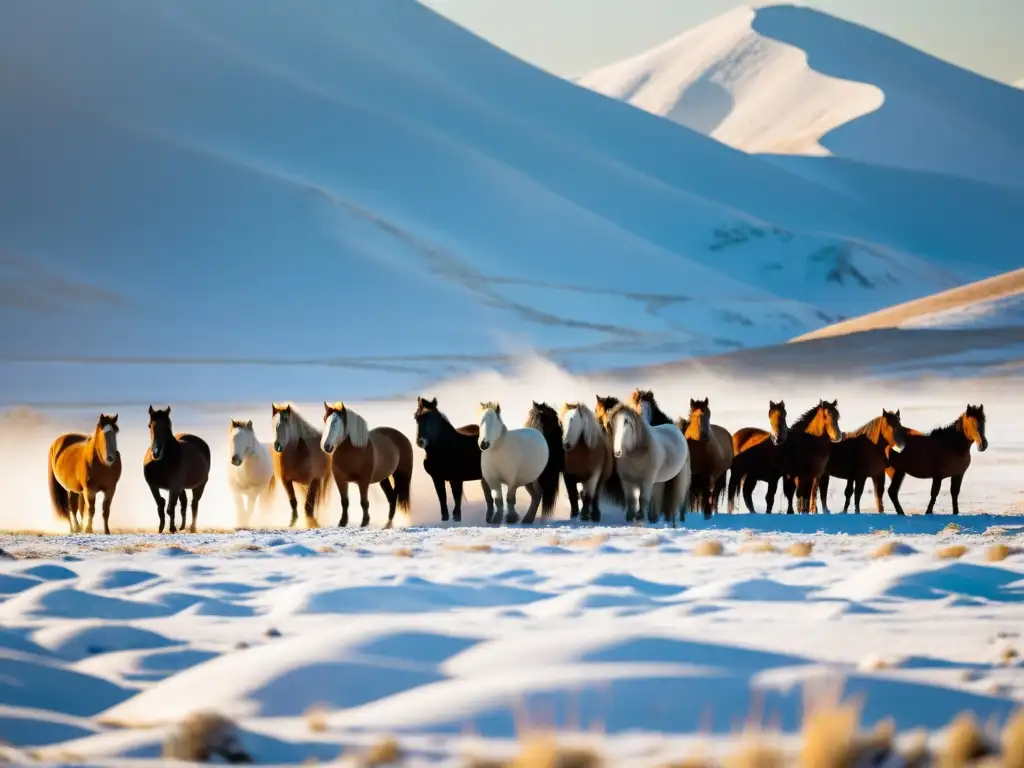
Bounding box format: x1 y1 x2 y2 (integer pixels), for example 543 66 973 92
505 512 519 524
452 511 462 523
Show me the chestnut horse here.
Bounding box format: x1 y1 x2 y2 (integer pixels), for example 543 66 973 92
727 401 789 513
144 406 211 534
677 398 734 518
560 402 622 522
781 400 844 514
271 403 333 528
818 409 907 514
413 396 493 523
48 413 122 534
321 402 413 528
886 405 987 516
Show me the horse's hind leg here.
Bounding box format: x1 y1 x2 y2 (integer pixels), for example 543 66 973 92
840 477 853 513
358 482 371 527
101 486 116 535
782 476 796 514
565 476 581 520
147 483 168 533
429 474 449 522
852 477 866 514
871 474 886 513
380 478 397 529
450 480 464 523
950 473 964 516
67 492 82 533
742 476 758 513
177 491 188 531
887 470 907 516
188 483 206 533
507 484 524 525
925 477 942 515
82 490 97 534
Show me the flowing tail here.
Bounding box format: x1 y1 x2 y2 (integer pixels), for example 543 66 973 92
393 433 414 513
666 446 692 523
48 440 73 525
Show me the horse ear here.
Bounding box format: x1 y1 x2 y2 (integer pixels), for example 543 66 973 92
832 400 838 408
978 404 984 413
895 409 900 419
430 397 437 407
495 404 501 415
245 419 252 430
769 400 777 409
148 405 155 417
111 414 118 425
324 401 331 413
690 398 697 409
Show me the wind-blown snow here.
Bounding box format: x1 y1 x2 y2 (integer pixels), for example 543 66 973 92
1 0 1019 405
578 5 1024 189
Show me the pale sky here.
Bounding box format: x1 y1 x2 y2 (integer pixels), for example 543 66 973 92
421 0 1023 84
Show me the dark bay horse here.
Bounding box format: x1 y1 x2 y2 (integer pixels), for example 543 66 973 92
48 413 122 534
886 405 987 516
414 396 493 523
781 400 844 514
629 388 673 427
144 406 211 533
524 401 564 518
593 394 628 513
819 409 907 514
271 403 333 527
677 398 734 518
727 401 789 513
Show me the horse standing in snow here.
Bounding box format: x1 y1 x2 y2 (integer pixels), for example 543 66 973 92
144 406 211 533
629 388 674 427
818 409 907 514
524 401 564 520
728 400 789 513
271 403 333 528
781 399 844 514
47 413 122 534
321 402 414 528
226 419 276 529
477 402 552 524
677 398 734 518
559 402 622 522
608 403 691 526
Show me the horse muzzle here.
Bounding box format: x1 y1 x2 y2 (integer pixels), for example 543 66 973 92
106 454 117 465
479 440 490 451
770 435 779 446
891 442 905 454
151 448 162 460
322 443 335 455
980 438 989 452
231 455 243 466
563 441 572 451
614 449 622 458
832 432 845 443
416 438 427 449
273 442 283 453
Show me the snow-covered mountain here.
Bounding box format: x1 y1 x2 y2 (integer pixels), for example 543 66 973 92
0 0 1018 405
578 5 1024 188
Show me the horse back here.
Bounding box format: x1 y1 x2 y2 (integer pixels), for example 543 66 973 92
176 433 212 487
889 433 970 479
51 432 89 487
370 426 411 479
564 435 612 479
732 427 770 455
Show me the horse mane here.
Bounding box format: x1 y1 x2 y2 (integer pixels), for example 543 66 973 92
336 404 370 449
928 412 975 446
849 415 885 443
479 401 502 420
525 402 559 435
279 405 322 444
630 388 672 425
608 402 649 449
229 418 253 432
791 401 836 437
561 403 603 449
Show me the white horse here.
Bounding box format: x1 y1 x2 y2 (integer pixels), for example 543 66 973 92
478 402 550 525
227 419 276 529
609 403 691 526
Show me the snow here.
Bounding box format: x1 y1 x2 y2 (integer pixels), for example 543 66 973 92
578 5 1024 189
1 0 1019 406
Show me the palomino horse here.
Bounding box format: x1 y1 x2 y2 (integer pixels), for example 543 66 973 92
525 402 564 518
781 400 844 514
629 388 673 426
886 404 987 516
144 406 211 533
677 398 734 518
47 413 122 534
477 402 552 524
727 401 789 513
608 403 691 525
271 403 333 527
321 402 414 528
227 419 276 528
560 402 621 522
818 409 906 514
413 396 493 523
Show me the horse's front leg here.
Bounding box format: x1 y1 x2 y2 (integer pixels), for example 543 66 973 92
147 482 167 533
450 480 464 523
358 482 371 527
480 479 495 523
565 475 581 520
505 484 521 524
783 475 797 514
231 487 246 530
283 480 299 527
950 473 964 516
642 480 659 525
167 487 183 533
337 480 351 527
487 478 504 524
83 491 98 534
582 469 601 523
430 473 449 522
101 486 116 535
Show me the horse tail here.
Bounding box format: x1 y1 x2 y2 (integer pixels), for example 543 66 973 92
712 471 728 512
265 471 277 501
48 439 73 523
662 447 691 525
393 434 414 513
315 462 333 513
727 454 745 513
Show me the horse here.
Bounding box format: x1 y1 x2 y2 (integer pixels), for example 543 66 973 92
781 400 844 514
727 401 789 514
608 403 691 525
478 402 552 524
271 403 333 528
144 406 211 534
560 402 621 522
47 413 122 534
676 398 734 518
321 402 414 528
593 394 622 432
629 388 674 426
885 405 987 516
818 409 907 514
413 396 493 523
592 394 629 512
524 402 565 518
227 419 276 529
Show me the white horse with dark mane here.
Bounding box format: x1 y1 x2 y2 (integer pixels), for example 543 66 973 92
608 403 690 525
227 419 276 528
478 402 550 525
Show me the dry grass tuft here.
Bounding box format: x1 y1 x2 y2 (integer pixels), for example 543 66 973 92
692 539 724 557
722 734 786 768
305 703 330 733
1002 708 1024 768
788 541 814 557
799 693 862 768
999 647 1019 667
985 544 1012 562
563 533 611 549
937 544 969 560
357 736 404 767
317 545 335 553
871 540 914 559
391 547 414 558
162 711 251 763
512 733 602 768
443 542 494 553
738 538 776 554
858 654 898 672
942 522 963 534
940 712 997 768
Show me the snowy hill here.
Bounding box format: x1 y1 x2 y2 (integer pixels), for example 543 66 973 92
0 0 1018 406
578 5 1024 188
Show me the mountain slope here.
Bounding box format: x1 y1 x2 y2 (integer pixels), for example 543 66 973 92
0 0 1011 404
578 4 1024 188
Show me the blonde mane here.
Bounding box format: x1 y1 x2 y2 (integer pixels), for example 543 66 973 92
335 403 370 449
561 402 603 449
273 403 322 448
608 402 650 451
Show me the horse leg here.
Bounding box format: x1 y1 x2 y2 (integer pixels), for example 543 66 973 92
505 484 522 525
643 481 659 525
380 478 398 529
232 487 246 530
101 486 116 535
925 477 942 515
336 481 350 527
950 473 964 516
481 479 496 524
813 478 827 514
358 482 371 527
820 475 833 513
66 492 81 533
523 482 545 525
283 480 299 527
872 474 886 514
782 475 796 514
727 471 740 514
451 480 464 523
887 470 907 516
851 477 865 514
188 483 206 533
764 477 779 515
488 480 505 524
840 478 853 513
583 469 601 523
742 476 757 513
82 490 97 534
148 483 167 533
430 474 449 522
565 476 581 520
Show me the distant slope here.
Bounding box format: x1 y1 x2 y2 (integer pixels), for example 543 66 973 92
578 4 1024 189
0 0 1016 404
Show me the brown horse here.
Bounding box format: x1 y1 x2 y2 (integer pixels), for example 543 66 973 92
781 400 844 514
271 403 333 528
47 413 122 534
818 409 907 514
321 402 414 528
885 405 987 516
594 394 622 432
629 388 674 426
144 406 211 534
676 398 734 518
593 394 629 512
727 401 789 513
559 402 623 522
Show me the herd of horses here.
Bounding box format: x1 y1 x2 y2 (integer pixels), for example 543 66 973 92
45 390 988 534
